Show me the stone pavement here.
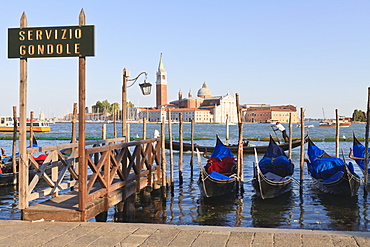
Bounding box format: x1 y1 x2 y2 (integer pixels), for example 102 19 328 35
0 220 369 247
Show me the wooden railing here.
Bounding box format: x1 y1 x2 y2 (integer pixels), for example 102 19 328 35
23 137 161 216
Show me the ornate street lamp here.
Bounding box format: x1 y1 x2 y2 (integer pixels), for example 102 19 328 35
122 68 152 140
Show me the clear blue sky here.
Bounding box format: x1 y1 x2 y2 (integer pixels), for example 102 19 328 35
1 1 370 119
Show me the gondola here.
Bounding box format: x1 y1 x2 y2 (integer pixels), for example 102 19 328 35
197 136 238 198
305 136 360 197
350 134 370 175
165 136 307 154
252 135 294 199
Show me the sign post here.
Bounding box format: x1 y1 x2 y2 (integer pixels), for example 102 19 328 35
8 10 94 218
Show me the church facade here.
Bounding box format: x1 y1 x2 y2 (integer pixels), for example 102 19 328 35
135 54 299 124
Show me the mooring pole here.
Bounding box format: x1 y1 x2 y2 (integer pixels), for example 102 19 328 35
161 117 167 189
78 9 87 221
12 106 17 185
300 108 305 183
19 12 28 210
335 109 340 158
29 111 34 147
71 103 77 143
235 93 244 184
288 113 293 160
168 109 174 187
143 117 147 140
364 87 370 191
179 112 184 184
190 118 195 177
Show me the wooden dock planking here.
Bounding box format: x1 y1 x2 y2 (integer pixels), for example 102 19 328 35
22 168 162 222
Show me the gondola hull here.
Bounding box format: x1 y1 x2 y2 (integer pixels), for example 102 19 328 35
252 136 295 199
306 136 360 197
309 171 360 197
197 168 237 198
252 169 293 199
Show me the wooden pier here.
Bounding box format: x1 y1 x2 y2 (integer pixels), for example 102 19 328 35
19 137 162 222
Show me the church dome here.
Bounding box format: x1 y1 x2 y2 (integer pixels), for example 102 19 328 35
197 82 212 98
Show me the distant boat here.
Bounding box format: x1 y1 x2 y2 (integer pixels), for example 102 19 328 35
319 108 351 127
0 116 50 132
318 121 351 127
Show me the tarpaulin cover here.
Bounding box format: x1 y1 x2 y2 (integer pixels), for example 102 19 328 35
307 142 351 180
211 143 234 160
353 143 370 173
208 171 232 180
258 136 294 177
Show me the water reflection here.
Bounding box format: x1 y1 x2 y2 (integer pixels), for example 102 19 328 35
250 191 295 228
314 193 360 231
194 194 239 226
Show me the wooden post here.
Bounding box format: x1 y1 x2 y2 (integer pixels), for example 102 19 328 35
29 111 34 147
179 113 183 184
127 122 130 141
113 111 117 138
122 68 128 141
161 117 166 188
102 124 106 140
12 106 17 185
335 109 340 158
364 87 370 190
78 9 87 221
19 12 28 210
288 113 293 160
71 103 77 143
190 118 195 177
236 93 243 183
168 109 174 186
143 117 147 140
300 108 305 183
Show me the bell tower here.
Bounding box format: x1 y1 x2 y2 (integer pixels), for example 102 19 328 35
156 53 168 108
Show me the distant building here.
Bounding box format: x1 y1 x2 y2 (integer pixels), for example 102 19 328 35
156 53 168 108
242 104 299 123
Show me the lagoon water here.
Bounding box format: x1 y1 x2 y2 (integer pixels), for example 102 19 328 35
0 122 369 232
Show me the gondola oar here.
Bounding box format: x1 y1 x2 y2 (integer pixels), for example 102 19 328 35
271 126 281 144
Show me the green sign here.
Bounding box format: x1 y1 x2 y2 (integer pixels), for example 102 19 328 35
8 25 94 58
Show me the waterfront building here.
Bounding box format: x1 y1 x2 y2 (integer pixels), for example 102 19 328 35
138 107 212 123
242 104 299 123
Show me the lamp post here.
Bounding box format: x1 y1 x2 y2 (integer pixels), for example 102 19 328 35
122 68 152 141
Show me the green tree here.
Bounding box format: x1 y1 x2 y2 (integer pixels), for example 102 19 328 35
352 109 366 122
92 100 122 113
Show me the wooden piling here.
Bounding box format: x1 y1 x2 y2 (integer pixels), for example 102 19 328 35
161 117 166 188
71 103 77 143
300 108 305 183
168 109 174 186
29 111 34 147
102 124 106 140
235 93 243 183
288 113 292 160
179 113 183 184
113 111 117 138
12 106 17 185
335 109 340 158
143 117 147 140
364 87 370 191
190 119 195 176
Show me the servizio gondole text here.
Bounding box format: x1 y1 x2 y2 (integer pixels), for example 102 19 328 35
8 25 94 58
